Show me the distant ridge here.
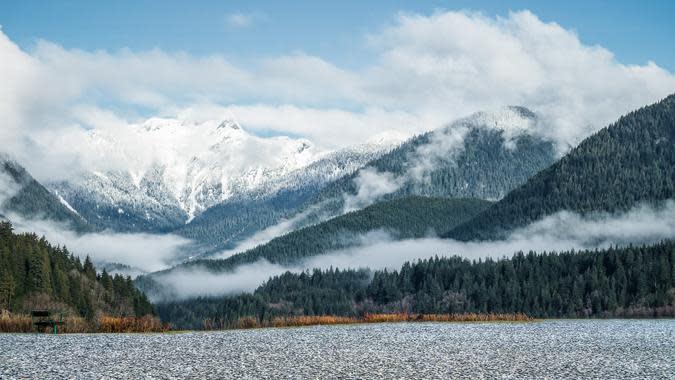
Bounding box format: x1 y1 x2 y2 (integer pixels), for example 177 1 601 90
446 94 675 241
0 156 89 232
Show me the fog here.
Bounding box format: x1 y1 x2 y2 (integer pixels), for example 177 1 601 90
152 201 675 300
343 168 403 213
8 214 192 273
215 201 332 260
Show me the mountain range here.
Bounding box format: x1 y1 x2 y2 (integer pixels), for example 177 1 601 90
150 95 675 327
1 106 557 259
2 95 674 327
47 118 395 235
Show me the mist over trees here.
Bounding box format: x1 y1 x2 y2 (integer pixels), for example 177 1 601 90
157 242 675 329
142 197 491 282
4 93 675 332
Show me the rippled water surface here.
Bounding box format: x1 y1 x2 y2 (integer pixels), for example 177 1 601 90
1 320 673 379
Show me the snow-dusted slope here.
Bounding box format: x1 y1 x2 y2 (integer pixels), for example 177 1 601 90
176 140 394 251
48 118 397 232
0 155 88 231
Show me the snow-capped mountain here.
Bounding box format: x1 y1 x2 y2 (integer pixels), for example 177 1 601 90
176 140 394 252
47 118 398 233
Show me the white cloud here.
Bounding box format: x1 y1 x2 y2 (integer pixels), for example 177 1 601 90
343 168 403 212
1 10 674 183
363 10 675 149
216 203 326 259
226 12 253 28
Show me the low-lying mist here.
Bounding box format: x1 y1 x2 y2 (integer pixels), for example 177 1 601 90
215 201 331 260
8 214 192 273
151 201 675 301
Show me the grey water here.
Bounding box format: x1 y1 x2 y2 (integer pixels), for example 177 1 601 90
1 320 673 379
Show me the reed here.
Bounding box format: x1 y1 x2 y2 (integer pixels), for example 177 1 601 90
270 315 358 327
228 312 533 330
235 316 261 329
97 315 168 333
417 312 533 322
0 310 32 333
60 316 89 333
362 312 532 323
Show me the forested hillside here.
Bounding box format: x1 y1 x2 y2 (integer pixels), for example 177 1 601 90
175 188 316 254
147 197 490 280
158 242 675 329
0 221 153 319
447 95 675 241
1 158 89 232
296 109 556 227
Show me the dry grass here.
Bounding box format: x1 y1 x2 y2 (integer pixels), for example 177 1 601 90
227 312 533 330
364 312 533 323
270 315 358 327
234 316 261 329
98 315 168 333
1 308 169 334
60 316 89 333
0 310 32 333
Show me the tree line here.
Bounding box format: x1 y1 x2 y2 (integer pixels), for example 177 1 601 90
157 241 675 329
0 221 153 319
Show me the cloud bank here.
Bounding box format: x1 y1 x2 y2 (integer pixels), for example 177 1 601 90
152 201 675 300
1 10 674 181
8 214 192 273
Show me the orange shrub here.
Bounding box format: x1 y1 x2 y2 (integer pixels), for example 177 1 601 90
98 315 167 333
270 315 357 327
235 316 261 329
222 312 533 330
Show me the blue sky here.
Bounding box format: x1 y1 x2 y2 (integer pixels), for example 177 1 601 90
2 0 675 71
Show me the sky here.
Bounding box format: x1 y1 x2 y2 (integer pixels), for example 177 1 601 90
1 1 675 180
3 1 675 71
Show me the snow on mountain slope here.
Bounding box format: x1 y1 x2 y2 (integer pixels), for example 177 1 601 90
47 118 398 232
176 139 395 252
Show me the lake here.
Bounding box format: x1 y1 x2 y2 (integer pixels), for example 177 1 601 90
1 320 673 379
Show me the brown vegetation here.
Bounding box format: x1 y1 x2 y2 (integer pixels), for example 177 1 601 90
97 315 169 333
364 312 533 323
219 312 533 330
271 315 358 327
0 310 169 333
0 310 32 333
